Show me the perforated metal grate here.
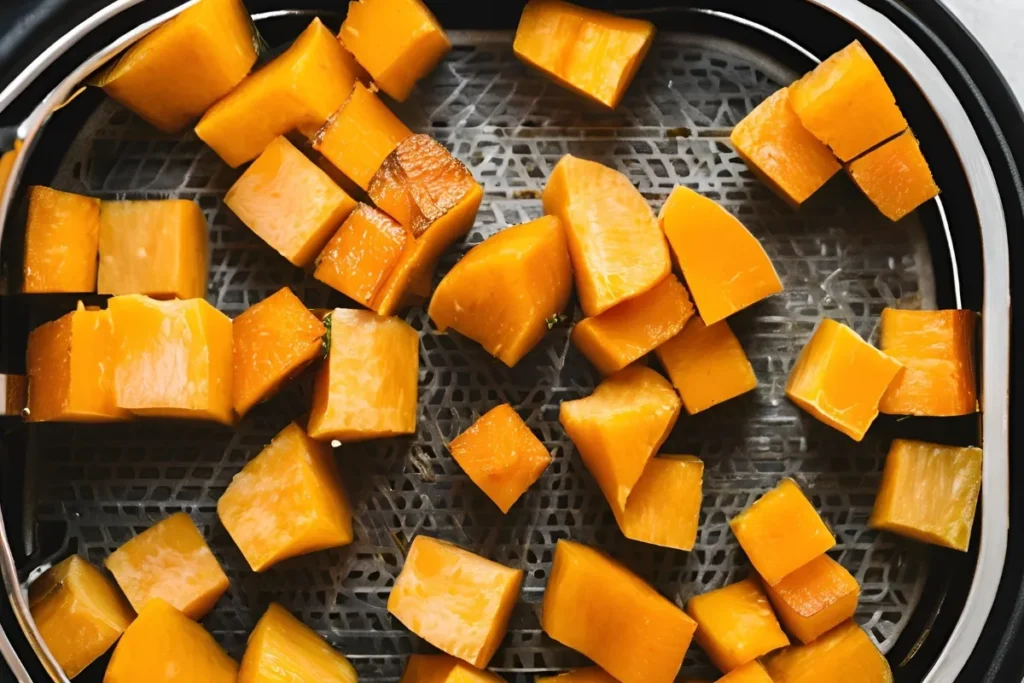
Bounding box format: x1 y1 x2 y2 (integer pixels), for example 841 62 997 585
29 31 931 680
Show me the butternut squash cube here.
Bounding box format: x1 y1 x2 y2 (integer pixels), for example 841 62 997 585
399 654 504 683
785 319 902 441
218 422 353 571
542 539 696 683
764 554 860 644
23 186 100 293
536 667 618 683
764 620 892 683
730 87 840 205
869 439 982 551
659 185 782 325
29 555 134 679
789 41 908 162
0 142 19 190
339 0 451 102
730 478 835 585
105 512 228 620
514 0 655 109
239 603 357 683
314 82 413 190
718 662 774 683
388 536 522 668
847 130 939 221
656 317 757 414
105 598 237 683
108 295 233 424
615 455 703 551
196 18 363 167
1 373 26 417
428 215 573 367
99 0 257 133
543 154 670 317
97 199 208 300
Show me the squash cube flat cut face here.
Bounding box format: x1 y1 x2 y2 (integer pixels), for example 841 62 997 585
730 478 835 586
226 136 357 268
100 0 257 133
339 0 452 102
388 536 523 668
535 667 618 683
848 130 939 222
764 554 860 645
108 295 233 424
717 662 775 683
514 0 655 109
428 215 573 367
239 603 357 683
869 439 982 551
28 555 134 679
196 18 363 167
105 598 237 683
23 186 100 293
764 620 893 683
541 540 696 683
399 654 505 683
218 422 353 572
98 199 209 300
543 155 671 317
615 455 703 552
105 512 228 620
785 319 902 441
789 40 908 162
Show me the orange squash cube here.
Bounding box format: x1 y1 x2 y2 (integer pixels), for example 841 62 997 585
718 662 774 683
785 319 902 441
869 439 982 551
847 129 939 221
196 18 363 167
789 41 908 162
615 455 703 551
543 155 670 317
0 141 19 190
542 539 696 683
1 373 26 417
218 422 353 571
105 512 228 620
764 620 892 683
97 199 208 299
730 478 835 585
514 0 655 109
99 0 256 133
388 536 522 668
730 87 840 205
428 215 573 367
764 554 860 644
399 654 504 683
29 555 134 679
659 185 782 325
239 603 357 683
22 186 100 293
536 667 618 683
105 598 237 683
405 262 435 306
339 0 451 102
108 295 233 424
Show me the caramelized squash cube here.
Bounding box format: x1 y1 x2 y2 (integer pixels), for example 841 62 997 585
399 654 504 683
764 554 860 644
536 667 618 683
239 603 357 683
615 455 703 551
23 186 100 293
717 662 774 683
764 620 892 683
847 130 939 221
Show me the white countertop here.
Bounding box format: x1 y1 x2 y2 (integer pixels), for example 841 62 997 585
943 0 1024 104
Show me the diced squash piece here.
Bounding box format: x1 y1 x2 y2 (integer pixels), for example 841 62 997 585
0 141 20 190
717 662 774 683
29 555 134 679
105 512 228 620
218 422 353 571
764 555 860 644
543 155 670 317
314 82 413 190
108 295 233 424
788 41 908 162
572 275 694 375
536 667 618 683
99 0 257 133
514 0 655 109
847 130 939 221
785 319 902 441
239 603 357 683
764 620 893 683
428 215 573 367
656 317 757 414
730 87 840 205
615 455 703 551
196 18 363 167
405 261 435 306
26 303 129 422
869 439 982 551
388 536 522 668
399 654 504 683
339 0 451 102
226 136 357 267
659 185 782 325
542 539 695 683
730 478 835 585
1 374 26 416
23 186 100 293
448 404 553 513
98 199 208 299
104 598 237 683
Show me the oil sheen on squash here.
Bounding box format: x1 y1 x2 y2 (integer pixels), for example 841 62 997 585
614 455 703 551
764 554 860 644
535 667 619 683
239 603 357 683
847 130 940 221
764 620 893 683
399 654 505 683
23 186 100 293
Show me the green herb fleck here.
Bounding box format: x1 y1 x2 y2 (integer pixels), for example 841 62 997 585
321 312 333 358
546 313 567 329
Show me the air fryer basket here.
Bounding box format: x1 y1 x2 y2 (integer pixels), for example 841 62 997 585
0 1 1012 682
